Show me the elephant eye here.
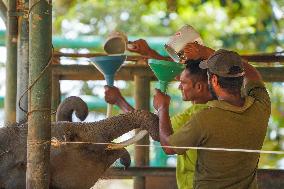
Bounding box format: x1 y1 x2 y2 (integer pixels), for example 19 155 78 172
16 162 26 170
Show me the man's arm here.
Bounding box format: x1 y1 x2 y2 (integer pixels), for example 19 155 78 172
183 42 215 61
242 59 262 85
158 108 177 155
147 48 173 61
242 59 271 111
153 89 177 155
154 90 205 155
128 39 172 61
183 43 262 83
104 86 134 113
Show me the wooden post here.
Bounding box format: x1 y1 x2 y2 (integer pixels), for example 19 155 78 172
4 0 17 125
51 74 60 121
16 0 29 123
134 75 151 189
26 0 52 188
0 0 7 24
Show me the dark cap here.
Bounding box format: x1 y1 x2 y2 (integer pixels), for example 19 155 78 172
199 49 244 77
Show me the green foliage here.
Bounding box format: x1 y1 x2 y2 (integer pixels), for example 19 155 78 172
53 0 284 52
80 81 94 95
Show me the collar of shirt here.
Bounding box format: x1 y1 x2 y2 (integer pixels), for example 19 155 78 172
206 96 255 113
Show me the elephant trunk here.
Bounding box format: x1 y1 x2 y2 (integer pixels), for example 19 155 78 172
52 110 159 145
93 110 159 143
56 96 89 122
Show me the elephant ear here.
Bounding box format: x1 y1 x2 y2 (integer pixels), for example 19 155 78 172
56 96 89 122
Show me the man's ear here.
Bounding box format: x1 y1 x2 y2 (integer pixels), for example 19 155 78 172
195 82 202 92
211 75 218 87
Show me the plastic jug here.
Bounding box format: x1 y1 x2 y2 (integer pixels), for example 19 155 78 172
164 25 203 63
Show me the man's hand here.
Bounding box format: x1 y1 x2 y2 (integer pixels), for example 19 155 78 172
183 42 215 61
104 85 123 105
127 39 153 56
128 39 173 61
153 89 171 111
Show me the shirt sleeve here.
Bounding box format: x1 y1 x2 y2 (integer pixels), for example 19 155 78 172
169 114 206 155
244 81 271 113
171 109 192 132
171 105 208 132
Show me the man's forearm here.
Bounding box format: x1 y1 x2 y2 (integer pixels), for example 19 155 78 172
158 107 176 155
242 59 262 84
201 46 215 60
148 49 173 61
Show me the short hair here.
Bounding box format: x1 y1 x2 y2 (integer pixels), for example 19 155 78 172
208 71 244 95
184 59 208 84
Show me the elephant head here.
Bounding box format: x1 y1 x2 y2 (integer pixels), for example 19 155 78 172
0 96 159 189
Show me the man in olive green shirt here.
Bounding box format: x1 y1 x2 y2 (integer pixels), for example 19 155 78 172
171 104 208 189
154 44 270 189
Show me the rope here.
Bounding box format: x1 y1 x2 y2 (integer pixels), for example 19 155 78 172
17 0 55 116
50 138 284 155
27 139 50 147
18 46 56 116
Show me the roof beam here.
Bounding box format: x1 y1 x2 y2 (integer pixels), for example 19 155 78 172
52 64 284 82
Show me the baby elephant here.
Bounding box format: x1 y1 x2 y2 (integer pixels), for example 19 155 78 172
0 96 159 189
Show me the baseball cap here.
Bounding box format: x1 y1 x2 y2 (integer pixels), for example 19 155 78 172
199 49 245 77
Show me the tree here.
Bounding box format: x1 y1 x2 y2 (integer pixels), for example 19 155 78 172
53 0 284 52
